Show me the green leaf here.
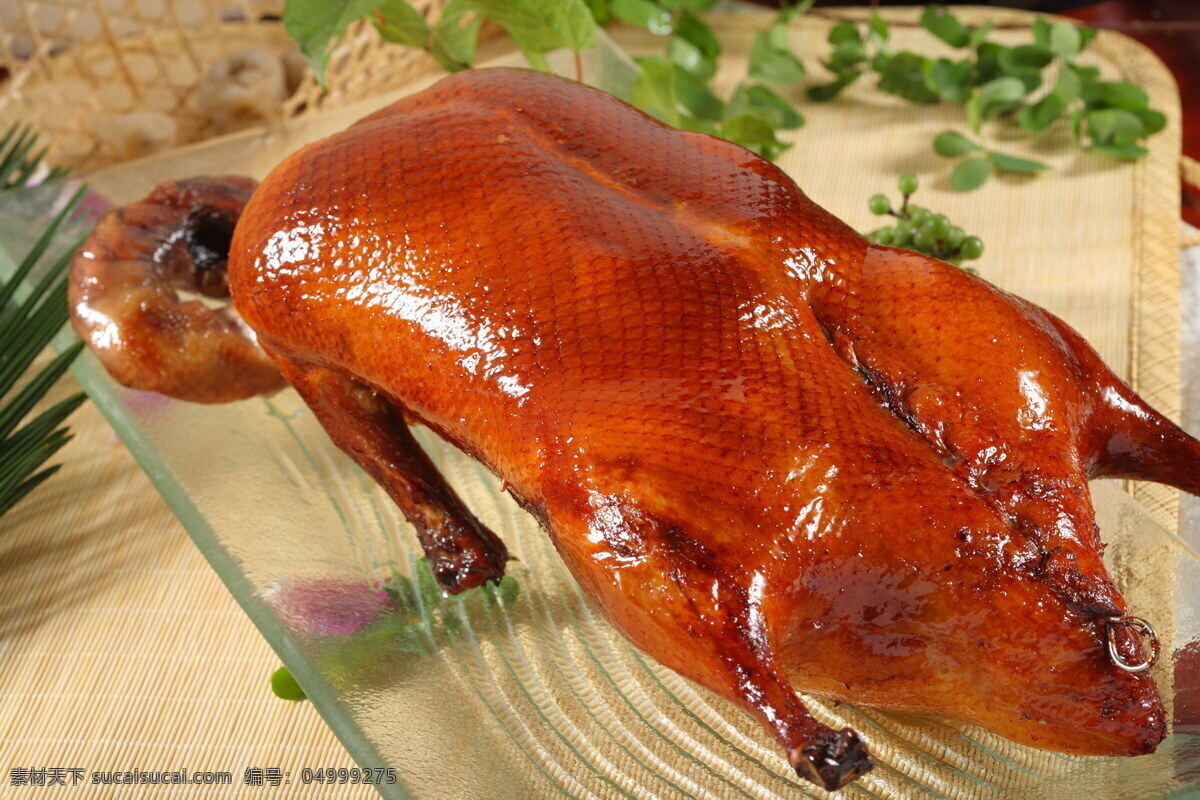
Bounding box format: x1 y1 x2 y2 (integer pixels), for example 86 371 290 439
545 0 598 50
0 279 54 381
1078 25 1098 51
583 0 610 25
429 0 482 71
283 0 384 87
1050 20 1081 60
826 38 867 73
987 150 1049 174
926 58 972 103
776 0 814 22
1018 93 1066 132
1031 17 1051 48
373 0 429 46
726 84 803 130
0 424 72 496
998 44 1053 73
0 248 86 401
933 130 980 157
439 601 463 631
415 558 443 607
876 51 938 104
1070 108 1085 142
1070 64 1101 86
632 56 680 125
1018 63 1081 132
974 42 1008 85
949 155 993 191
919 5 969 48
271 666 307 700
806 70 861 102
484 575 521 607
610 0 672 34
467 0 597 55
384 571 419 614
499 575 521 605
675 9 720 57
1091 141 1148 159
0 398 83 492
1053 65 1082 103
0 343 83 443
0 391 82 458
521 47 553 72
668 36 708 79
1086 107 1145 144
0 135 49 192
676 114 718 135
669 11 720 78
749 28 805 86
965 93 982 134
868 11 889 45
967 20 994 47
1082 80 1150 110
0 465 64 519
1130 107 1167 136
976 76 1025 118
0 147 87 520
827 20 860 46
1015 70 1044 95
674 69 725 121
719 113 791 160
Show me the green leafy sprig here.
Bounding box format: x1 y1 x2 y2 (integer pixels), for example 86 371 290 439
809 6 1165 189
282 0 816 162
863 173 985 270
283 0 598 85
271 559 520 698
933 130 1048 191
619 0 811 160
373 0 483 73
0 129 87 518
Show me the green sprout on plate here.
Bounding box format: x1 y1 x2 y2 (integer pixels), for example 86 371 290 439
864 173 984 270
269 559 520 700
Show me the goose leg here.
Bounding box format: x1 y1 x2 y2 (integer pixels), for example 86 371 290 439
545 492 873 791
736 661 873 790
268 349 508 592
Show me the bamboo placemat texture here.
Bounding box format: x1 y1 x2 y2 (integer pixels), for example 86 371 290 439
0 7 1187 800
0 378 377 799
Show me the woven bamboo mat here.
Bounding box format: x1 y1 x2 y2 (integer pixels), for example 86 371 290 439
0 7 1188 799
0 375 376 799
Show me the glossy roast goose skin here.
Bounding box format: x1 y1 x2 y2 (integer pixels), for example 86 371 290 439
225 68 1200 790
70 176 286 403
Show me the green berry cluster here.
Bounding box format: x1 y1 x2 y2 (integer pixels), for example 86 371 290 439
865 173 984 269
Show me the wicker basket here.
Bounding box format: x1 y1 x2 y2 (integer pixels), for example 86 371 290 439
0 0 452 170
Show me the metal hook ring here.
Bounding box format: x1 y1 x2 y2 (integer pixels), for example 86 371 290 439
1105 615 1160 673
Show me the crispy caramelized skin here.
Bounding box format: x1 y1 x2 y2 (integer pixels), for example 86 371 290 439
224 69 1200 790
70 177 285 403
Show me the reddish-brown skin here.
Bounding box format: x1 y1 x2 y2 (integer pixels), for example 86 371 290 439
222 69 1200 791
70 177 285 404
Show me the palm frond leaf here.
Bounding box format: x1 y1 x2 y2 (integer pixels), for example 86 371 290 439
0 124 87 520
0 124 70 193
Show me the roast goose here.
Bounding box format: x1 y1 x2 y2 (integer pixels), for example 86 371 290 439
70 68 1200 791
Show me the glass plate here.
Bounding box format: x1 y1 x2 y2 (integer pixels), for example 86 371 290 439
7 32 1199 800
